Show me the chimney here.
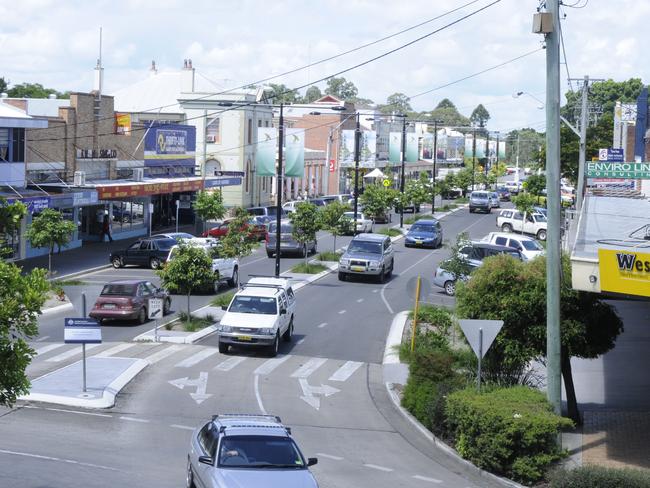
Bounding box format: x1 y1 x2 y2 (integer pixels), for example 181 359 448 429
181 58 195 93
150 60 157 74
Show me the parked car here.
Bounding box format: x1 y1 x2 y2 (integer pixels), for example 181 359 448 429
167 241 239 291
202 218 267 241
151 232 195 241
246 205 287 224
433 242 524 296
405 219 443 248
308 198 327 207
481 232 545 261
469 191 493 213
282 201 300 213
89 280 170 325
341 211 373 234
338 233 394 283
323 194 352 205
266 220 317 258
503 181 522 195
489 192 501 208
495 187 511 201
216 277 296 356
187 414 318 488
110 237 177 269
496 209 548 241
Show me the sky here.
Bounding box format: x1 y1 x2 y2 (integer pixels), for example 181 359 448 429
0 0 648 135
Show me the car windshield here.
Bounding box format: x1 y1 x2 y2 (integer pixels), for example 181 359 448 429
522 240 543 251
472 192 488 199
268 223 293 233
228 296 277 315
410 224 435 233
218 435 305 469
343 212 363 220
347 240 382 254
156 238 177 250
101 284 137 296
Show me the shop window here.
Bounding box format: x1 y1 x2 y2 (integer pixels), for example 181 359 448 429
262 176 266 191
0 128 9 161
112 200 145 231
248 119 252 144
206 118 220 144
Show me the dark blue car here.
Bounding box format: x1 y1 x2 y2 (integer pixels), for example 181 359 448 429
404 219 443 248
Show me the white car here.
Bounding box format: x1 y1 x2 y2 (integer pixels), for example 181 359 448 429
216 277 296 356
496 209 547 241
342 211 373 233
167 241 239 290
282 201 300 213
481 232 545 261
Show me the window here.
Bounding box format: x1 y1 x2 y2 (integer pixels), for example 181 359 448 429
0 128 9 161
0 128 24 162
495 237 508 246
508 239 523 250
248 119 252 144
258 119 262 128
139 241 151 250
245 161 250 193
206 118 221 144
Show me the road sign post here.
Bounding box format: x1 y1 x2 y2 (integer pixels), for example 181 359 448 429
410 275 422 352
148 298 164 342
64 316 102 393
458 319 504 392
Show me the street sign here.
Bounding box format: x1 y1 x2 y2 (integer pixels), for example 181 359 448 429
64 318 102 344
598 148 625 162
214 170 245 177
458 319 503 359
148 298 163 320
383 179 391 187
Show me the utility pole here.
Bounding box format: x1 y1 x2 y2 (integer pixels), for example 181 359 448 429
485 130 490 178
432 120 440 215
515 133 520 187
544 0 562 416
471 128 477 191
274 104 284 277
576 76 590 213
399 116 407 228
353 113 361 235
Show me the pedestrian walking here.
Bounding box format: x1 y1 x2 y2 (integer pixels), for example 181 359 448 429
101 214 113 242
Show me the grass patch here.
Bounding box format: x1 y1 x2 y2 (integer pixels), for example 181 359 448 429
456 196 469 203
404 214 430 225
291 263 327 274
377 228 403 237
177 311 214 332
211 291 235 308
50 279 86 298
317 250 341 262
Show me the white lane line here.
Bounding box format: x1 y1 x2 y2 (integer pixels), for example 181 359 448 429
412 475 443 483
356 298 364 303
296 338 305 345
214 356 247 372
372 289 379 293
143 344 184 365
254 355 291 376
43 407 112 418
316 452 344 461
364 464 393 472
35 335 50 342
0 449 119 472
338 309 346 314
254 375 267 415
170 424 195 431
317 322 328 329
290 357 327 378
120 416 149 423
34 343 65 356
328 361 363 382
175 348 219 368
47 344 101 362
94 343 136 358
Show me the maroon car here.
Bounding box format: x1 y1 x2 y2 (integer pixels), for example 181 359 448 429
89 280 171 325
201 218 267 241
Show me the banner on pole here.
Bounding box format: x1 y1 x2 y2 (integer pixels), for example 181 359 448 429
389 132 402 164
360 131 376 168
256 127 277 176
284 128 305 177
406 133 419 163
339 130 356 168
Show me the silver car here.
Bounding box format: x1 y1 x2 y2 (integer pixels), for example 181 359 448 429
187 414 318 488
266 220 317 258
338 233 394 283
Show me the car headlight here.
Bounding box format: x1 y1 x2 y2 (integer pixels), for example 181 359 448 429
258 328 275 335
339 258 349 265
217 324 232 333
369 260 380 267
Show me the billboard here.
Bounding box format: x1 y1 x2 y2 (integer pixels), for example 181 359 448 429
144 123 196 167
586 161 650 179
599 249 650 297
115 113 131 135
256 127 277 176
405 133 418 163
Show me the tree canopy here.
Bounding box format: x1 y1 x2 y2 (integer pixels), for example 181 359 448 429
470 104 490 128
325 77 359 102
264 83 300 104
5 82 69 99
194 190 226 232
562 78 644 125
318 200 350 251
422 99 471 127
302 85 322 103
504 129 545 167
25 208 77 275
289 202 321 263
379 92 412 115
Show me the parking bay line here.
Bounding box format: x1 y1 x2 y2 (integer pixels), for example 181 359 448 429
170 424 195 431
328 361 363 382
290 357 327 379
0 449 119 472
46 344 101 362
94 343 137 358
175 348 219 368
364 464 394 472
142 345 184 365
214 356 247 372
412 475 442 484
316 452 344 461
254 355 291 376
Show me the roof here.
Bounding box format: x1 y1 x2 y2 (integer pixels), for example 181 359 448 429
351 233 388 242
107 279 147 285
212 414 287 436
409 219 439 225
0 101 49 128
236 286 280 298
469 241 519 251
483 231 536 241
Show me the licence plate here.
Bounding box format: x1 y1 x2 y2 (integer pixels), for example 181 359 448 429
415 240 423 245
102 304 117 309
237 335 252 341
351 265 365 272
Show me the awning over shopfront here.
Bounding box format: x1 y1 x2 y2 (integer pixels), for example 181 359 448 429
87 176 242 200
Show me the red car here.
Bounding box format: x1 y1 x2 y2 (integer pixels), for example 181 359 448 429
89 280 171 325
202 218 267 241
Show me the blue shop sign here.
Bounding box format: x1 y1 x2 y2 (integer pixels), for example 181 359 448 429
144 123 196 167
204 177 243 188
7 196 51 213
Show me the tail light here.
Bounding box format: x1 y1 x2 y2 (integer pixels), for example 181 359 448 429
119 299 134 310
265 231 269 243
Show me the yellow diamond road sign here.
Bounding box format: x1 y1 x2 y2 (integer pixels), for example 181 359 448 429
383 179 391 187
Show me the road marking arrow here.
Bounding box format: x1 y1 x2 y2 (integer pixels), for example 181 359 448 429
168 372 212 405
298 378 340 410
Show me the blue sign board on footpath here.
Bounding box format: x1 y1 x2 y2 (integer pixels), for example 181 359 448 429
64 318 102 344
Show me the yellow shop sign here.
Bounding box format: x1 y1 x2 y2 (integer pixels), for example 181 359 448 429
598 249 650 297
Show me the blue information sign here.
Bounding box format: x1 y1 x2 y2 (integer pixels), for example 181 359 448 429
598 148 625 162
204 177 243 188
64 318 102 344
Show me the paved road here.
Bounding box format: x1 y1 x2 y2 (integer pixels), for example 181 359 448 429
4 205 508 488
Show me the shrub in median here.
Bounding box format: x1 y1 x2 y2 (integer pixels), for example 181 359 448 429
549 465 650 488
445 386 573 484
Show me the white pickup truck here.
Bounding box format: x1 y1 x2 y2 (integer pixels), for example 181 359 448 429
167 240 239 290
495 209 548 241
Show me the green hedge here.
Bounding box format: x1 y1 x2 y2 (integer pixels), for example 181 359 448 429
549 465 650 488
445 386 573 484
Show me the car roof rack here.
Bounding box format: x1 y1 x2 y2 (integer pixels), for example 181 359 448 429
247 274 293 280
213 413 282 423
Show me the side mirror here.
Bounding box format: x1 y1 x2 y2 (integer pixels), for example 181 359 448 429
280 308 287 315
198 455 213 466
221 305 228 311
307 457 318 467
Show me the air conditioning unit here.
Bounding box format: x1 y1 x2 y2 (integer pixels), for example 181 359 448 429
206 135 216 143
73 171 86 186
133 168 144 181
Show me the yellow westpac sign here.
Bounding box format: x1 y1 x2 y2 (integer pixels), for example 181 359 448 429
599 249 650 297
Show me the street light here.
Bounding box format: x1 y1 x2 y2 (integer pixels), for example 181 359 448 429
513 91 545 110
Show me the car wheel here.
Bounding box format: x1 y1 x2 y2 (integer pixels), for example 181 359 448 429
218 341 229 354
163 298 171 315
283 317 293 342
266 250 274 258
501 223 513 233
137 307 147 324
338 271 346 281
186 458 196 488
269 332 279 357
444 280 456 296
311 242 317 255
537 229 547 241
111 256 123 268
213 279 221 294
469 208 474 213
378 266 386 284
149 257 161 269
301 244 307 258
227 267 239 288
386 263 393 278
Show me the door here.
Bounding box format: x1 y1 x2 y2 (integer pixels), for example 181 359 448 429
122 242 142 266
278 293 290 334
194 423 218 488
134 240 152 266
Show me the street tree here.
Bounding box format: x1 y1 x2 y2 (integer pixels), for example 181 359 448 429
523 174 546 203
0 197 26 258
359 184 395 222
488 162 507 190
511 192 537 234
380 92 412 115
425 99 471 127
289 202 321 264
504 128 545 167
25 208 77 276
325 77 358 101
440 232 473 281
453 167 474 197
218 208 257 277
470 104 490 128
194 190 226 233
456 253 623 425
302 85 322 103
405 173 431 209
0 77 7 93
156 242 214 319
319 200 350 251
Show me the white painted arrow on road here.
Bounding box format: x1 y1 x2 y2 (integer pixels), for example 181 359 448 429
168 372 212 405
299 378 340 410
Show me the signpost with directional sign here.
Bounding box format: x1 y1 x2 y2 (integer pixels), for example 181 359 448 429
149 298 164 342
64 316 102 393
458 319 504 392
